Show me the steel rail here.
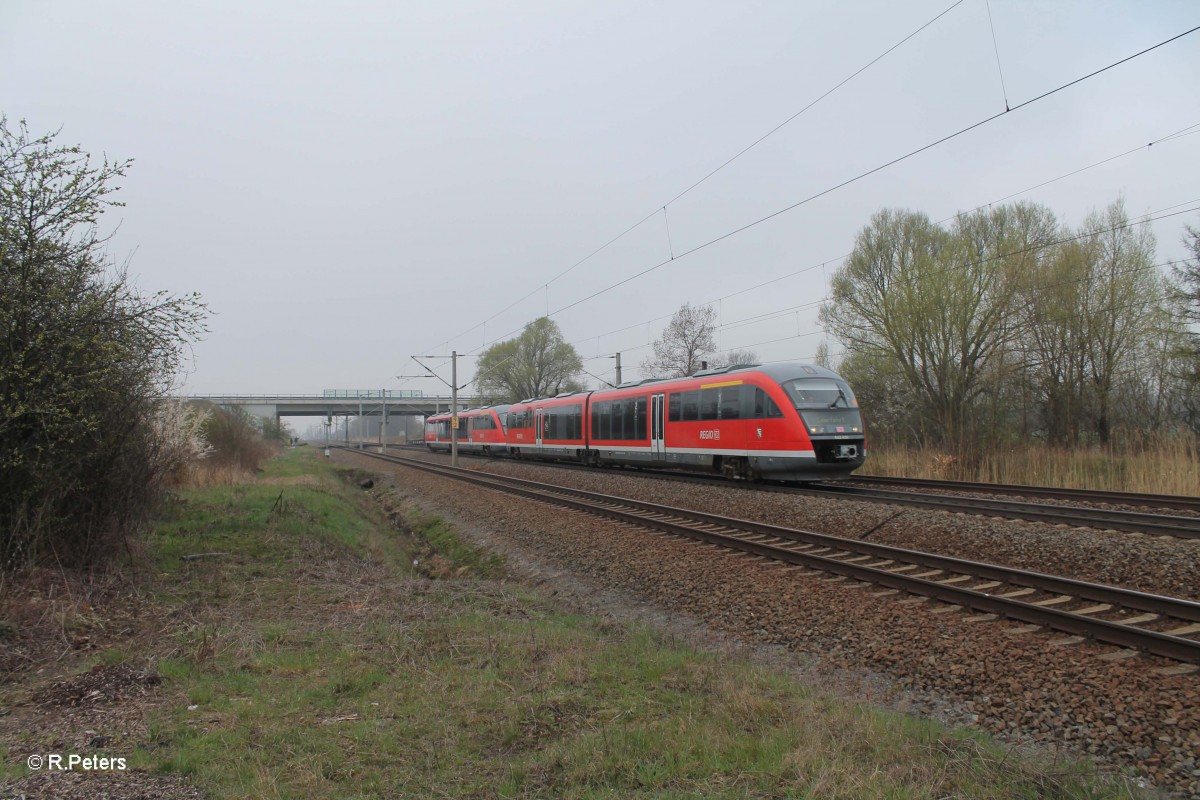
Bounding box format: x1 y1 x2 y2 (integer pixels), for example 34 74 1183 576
343 447 1200 664
796 484 1200 539
848 475 1200 513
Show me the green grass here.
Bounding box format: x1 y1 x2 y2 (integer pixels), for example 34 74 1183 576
120 448 1148 799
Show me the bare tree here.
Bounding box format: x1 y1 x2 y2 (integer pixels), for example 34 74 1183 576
813 340 833 370
711 348 759 368
641 303 718 378
1172 221 1200 380
1020 200 1164 444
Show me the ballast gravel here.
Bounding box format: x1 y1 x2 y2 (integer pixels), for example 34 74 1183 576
335 448 1200 798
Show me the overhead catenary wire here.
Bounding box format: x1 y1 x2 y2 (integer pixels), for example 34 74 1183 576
401 27 1200 392
537 24 1200 326
401 119 1200 394
412 1 967 359
569 202 1200 375
983 0 1010 111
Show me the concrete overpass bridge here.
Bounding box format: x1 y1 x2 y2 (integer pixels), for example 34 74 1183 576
187 391 484 443
188 390 482 420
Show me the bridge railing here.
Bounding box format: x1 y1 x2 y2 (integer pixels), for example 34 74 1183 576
322 390 424 398
187 392 427 400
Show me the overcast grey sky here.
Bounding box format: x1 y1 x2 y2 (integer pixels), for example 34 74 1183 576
3 1 1198 397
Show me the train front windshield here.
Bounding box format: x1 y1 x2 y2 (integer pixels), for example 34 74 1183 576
780 378 863 436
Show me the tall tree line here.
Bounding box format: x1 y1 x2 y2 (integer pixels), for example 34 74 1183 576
821 199 1199 450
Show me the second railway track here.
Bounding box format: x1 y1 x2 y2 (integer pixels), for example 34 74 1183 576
386 443 1200 539
341 447 1200 667
795 482 1200 540
848 474 1200 513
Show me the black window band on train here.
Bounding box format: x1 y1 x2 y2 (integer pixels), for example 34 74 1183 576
667 385 782 421
591 398 648 440
543 403 584 440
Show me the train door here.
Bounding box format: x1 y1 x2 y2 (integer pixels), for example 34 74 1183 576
650 393 665 459
534 408 543 452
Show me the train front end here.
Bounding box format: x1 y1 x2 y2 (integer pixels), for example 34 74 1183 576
750 363 866 480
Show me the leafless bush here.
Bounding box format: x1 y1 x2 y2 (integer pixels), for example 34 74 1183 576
0 118 206 570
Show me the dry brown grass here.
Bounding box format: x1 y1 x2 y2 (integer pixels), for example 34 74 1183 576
862 434 1200 495
169 460 257 488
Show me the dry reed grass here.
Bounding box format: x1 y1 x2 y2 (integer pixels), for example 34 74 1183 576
862 434 1199 495
172 460 259 488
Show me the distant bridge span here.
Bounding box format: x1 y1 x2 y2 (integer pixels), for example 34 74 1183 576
188 393 481 420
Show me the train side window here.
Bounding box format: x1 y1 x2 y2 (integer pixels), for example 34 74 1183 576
719 388 740 420
667 392 680 422
570 404 582 440
636 397 648 440
700 388 720 421
621 399 635 440
741 385 757 419
681 390 699 421
592 401 603 439
752 387 780 418
758 389 784 418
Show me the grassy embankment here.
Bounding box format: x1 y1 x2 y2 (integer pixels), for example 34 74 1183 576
862 436 1200 495
13 448 1156 798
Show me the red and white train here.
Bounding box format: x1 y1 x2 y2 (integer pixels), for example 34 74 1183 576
424 362 865 481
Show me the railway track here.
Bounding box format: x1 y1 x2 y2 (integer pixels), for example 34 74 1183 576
793 483 1200 540
341 447 1200 667
848 475 1200 514
401 445 1200 539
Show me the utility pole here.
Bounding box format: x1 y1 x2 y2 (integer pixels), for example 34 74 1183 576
451 350 459 467
380 389 388 453
614 352 622 385
409 353 467 468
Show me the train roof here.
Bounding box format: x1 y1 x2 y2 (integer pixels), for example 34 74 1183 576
429 403 512 417
502 362 847 408
750 361 847 383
